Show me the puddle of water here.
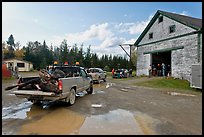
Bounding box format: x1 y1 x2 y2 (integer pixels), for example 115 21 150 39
79 109 145 135
2 106 12 110
2 102 33 119
93 90 105 94
2 107 30 120
76 92 86 97
124 87 131 89
121 89 128 92
26 105 50 119
17 108 85 135
134 111 159 135
91 104 102 108
106 83 111 88
6 103 159 135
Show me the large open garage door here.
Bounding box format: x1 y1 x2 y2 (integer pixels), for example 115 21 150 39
151 51 171 76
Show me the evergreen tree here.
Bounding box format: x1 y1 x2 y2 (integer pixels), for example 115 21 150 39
5 34 15 58
7 34 15 47
84 45 91 68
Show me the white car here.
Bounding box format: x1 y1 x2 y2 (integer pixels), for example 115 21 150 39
87 68 106 83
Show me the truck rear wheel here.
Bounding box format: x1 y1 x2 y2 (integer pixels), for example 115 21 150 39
66 88 76 105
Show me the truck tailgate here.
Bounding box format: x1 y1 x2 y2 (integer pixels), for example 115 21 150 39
13 90 56 96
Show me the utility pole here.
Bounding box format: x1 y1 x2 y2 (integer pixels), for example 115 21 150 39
119 44 136 68
119 43 134 60
119 44 131 58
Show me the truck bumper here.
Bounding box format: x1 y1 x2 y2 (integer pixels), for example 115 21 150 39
12 90 65 102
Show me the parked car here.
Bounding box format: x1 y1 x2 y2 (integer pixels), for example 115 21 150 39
113 69 129 78
87 68 107 83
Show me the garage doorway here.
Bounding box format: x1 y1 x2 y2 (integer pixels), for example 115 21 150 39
151 51 171 77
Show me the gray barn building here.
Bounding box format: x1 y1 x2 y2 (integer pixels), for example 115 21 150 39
134 10 202 84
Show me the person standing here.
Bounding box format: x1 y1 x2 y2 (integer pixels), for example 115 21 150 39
129 69 132 77
157 63 161 76
161 63 166 77
148 65 152 78
14 66 19 79
152 64 156 76
111 68 115 78
167 64 171 78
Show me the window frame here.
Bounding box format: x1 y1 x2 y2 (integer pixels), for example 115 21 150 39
17 63 25 68
158 16 163 23
169 25 176 33
149 32 153 39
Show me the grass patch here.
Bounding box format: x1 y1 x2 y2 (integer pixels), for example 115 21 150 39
2 76 16 82
106 72 112 77
134 77 201 93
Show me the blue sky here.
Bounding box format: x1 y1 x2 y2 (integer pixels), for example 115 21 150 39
2 2 202 57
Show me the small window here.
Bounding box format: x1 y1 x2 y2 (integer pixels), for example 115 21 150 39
169 25 176 33
149 33 153 39
17 63 25 68
158 16 163 23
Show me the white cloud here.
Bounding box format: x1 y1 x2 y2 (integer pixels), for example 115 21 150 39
33 19 39 24
48 23 111 46
64 23 113 44
49 35 66 47
114 14 153 35
48 14 153 56
128 21 149 34
180 11 189 16
172 11 190 16
123 38 136 45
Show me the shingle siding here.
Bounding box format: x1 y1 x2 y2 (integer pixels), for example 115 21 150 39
171 34 198 81
200 34 202 62
139 16 195 45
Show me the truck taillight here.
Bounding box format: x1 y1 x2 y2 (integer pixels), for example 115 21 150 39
58 80 63 90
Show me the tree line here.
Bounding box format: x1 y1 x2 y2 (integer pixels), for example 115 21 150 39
2 34 135 71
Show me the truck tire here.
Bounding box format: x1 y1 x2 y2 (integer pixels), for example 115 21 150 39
103 76 106 82
87 83 93 94
66 88 76 105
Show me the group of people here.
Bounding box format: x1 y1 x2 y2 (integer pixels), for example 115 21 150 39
148 63 171 78
111 68 133 78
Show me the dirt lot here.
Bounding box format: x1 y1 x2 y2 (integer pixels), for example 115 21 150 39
2 72 202 135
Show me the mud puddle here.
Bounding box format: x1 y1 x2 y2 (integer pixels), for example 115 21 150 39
2 102 33 120
3 102 159 135
78 109 158 135
92 90 105 94
16 105 86 135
